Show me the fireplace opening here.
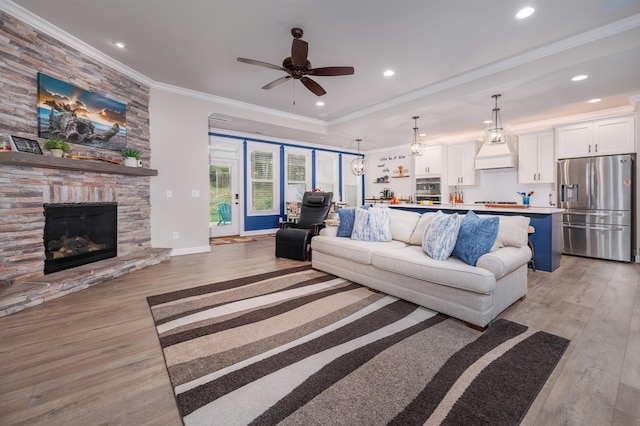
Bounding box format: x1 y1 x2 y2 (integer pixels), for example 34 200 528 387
43 203 117 274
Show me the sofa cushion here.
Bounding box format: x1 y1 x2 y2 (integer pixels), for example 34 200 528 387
389 209 421 243
409 212 437 245
372 246 496 294
489 215 531 251
351 207 392 242
452 211 499 266
422 211 460 261
336 205 370 237
312 235 408 265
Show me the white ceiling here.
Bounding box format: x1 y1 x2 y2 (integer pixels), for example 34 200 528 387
5 0 640 151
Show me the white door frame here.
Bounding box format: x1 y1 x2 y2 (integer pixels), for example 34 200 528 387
210 158 241 237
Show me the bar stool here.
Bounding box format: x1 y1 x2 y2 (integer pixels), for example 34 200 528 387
527 225 536 271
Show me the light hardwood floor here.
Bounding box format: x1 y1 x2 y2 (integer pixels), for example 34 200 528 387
0 235 638 425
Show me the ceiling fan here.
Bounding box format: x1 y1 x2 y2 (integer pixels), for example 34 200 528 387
237 28 354 97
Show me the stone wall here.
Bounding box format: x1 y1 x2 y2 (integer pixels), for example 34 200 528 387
0 11 153 287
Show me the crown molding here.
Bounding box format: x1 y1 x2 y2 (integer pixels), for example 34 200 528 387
509 105 636 134
153 81 326 127
329 13 640 127
2 1 639 139
0 0 155 87
0 0 325 128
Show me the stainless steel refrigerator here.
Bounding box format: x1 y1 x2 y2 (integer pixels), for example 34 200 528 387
558 154 634 262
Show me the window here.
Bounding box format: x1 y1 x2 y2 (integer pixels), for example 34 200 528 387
247 143 279 215
341 154 363 207
316 152 338 195
285 148 311 202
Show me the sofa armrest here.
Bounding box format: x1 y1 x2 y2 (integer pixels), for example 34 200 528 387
477 245 531 279
319 226 339 237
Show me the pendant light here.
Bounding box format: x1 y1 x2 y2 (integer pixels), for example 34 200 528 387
410 116 422 156
351 139 367 176
487 94 505 144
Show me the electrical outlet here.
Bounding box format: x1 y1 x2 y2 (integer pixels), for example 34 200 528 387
191 189 200 197
172 231 179 240
166 190 173 198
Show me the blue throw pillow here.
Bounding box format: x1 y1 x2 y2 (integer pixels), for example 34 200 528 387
422 211 460 261
452 211 499 266
336 205 369 237
351 208 392 242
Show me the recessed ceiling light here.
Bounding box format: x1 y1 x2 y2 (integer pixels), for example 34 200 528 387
588 98 601 104
112 41 126 49
516 7 535 19
419 133 426 137
484 120 493 124
316 101 325 106
383 70 395 77
571 75 588 81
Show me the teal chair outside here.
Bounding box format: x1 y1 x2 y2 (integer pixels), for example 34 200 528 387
217 203 231 225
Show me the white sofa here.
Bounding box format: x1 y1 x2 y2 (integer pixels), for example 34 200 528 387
311 208 531 328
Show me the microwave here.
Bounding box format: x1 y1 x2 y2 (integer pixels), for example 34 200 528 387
416 177 441 204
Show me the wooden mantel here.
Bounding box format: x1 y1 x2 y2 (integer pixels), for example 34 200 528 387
0 151 158 176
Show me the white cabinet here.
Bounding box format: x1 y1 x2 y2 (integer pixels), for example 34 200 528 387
518 131 555 183
594 116 636 155
556 122 590 158
447 141 478 186
414 145 442 176
556 115 635 159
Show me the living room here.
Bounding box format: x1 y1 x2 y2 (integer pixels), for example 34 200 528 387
1 1 640 424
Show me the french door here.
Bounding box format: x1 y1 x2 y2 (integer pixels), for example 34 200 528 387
210 159 240 237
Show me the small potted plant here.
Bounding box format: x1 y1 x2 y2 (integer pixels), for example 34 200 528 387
44 138 70 158
121 148 141 167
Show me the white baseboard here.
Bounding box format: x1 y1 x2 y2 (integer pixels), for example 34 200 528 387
171 245 211 256
241 229 279 236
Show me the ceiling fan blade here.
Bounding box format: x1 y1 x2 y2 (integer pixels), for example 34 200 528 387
237 57 286 72
291 39 308 67
308 66 355 76
262 76 291 90
300 77 326 96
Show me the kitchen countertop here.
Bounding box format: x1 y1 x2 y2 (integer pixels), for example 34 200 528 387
390 203 564 214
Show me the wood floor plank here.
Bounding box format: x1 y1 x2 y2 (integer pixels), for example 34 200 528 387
1 235 639 425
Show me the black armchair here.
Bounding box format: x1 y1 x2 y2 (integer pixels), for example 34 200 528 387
275 191 333 260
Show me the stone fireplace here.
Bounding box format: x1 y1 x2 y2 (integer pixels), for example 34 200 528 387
43 203 118 274
0 154 170 316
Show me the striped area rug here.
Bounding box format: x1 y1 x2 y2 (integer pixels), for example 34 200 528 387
147 265 569 425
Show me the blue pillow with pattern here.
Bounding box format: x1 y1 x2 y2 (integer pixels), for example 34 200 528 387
452 211 499 266
351 208 392 242
336 205 369 237
422 211 460 260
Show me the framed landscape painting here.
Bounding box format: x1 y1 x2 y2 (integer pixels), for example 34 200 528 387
37 73 127 151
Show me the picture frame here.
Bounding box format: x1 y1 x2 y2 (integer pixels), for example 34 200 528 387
37 73 127 152
10 135 43 155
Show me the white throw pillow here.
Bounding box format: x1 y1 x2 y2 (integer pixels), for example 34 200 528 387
489 215 531 251
422 211 460 260
351 207 392 242
389 209 421 243
410 212 437 245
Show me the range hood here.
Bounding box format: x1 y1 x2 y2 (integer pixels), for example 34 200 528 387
474 135 518 170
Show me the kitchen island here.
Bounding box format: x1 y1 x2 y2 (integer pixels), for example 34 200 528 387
390 203 564 272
